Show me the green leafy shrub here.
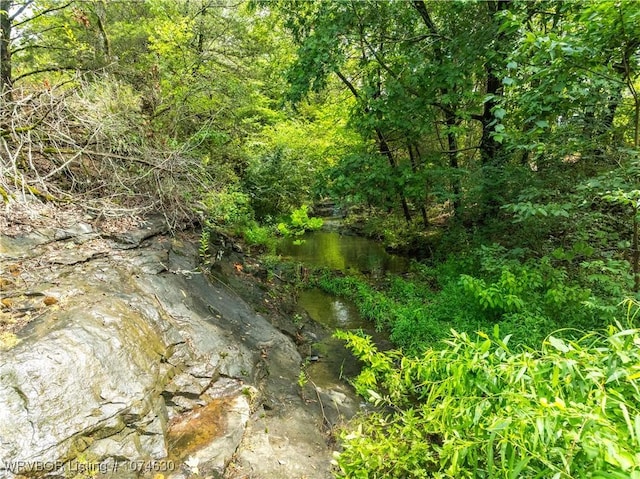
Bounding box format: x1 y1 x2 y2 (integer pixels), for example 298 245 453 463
199 188 253 228
277 205 323 238
243 103 361 219
242 222 277 253
334 322 640 478
244 146 310 218
314 241 617 354
458 246 615 334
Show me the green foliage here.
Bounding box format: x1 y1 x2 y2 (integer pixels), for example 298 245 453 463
199 229 211 262
325 153 396 209
242 222 277 254
244 146 310 218
582 158 640 291
274 0 640 244
297 368 308 389
460 272 527 314
243 102 361 219
277 205 323 238
461 249 592 317
501 201 573 223
334 322 640 478
314 241 627 355
199 189 253 229
343 209 438 253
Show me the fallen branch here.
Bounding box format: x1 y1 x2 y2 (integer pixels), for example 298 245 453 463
1 81 213 228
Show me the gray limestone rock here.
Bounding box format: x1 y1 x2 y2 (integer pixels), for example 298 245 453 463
0 224 340 479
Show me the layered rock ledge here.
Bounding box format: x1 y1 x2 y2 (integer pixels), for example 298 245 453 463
0 219 346 479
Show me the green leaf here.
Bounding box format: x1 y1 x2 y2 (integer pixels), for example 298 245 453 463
494 107 507 120
547 336 570 353
488 418 512 432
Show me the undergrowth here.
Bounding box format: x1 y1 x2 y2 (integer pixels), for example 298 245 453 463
314 243 627 354
334 319 640 478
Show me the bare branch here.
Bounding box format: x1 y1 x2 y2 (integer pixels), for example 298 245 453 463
1 82 214 229
413 1 438 36
9 0 35 21
13 66 80 83
334 69 360 100
13 1 73 28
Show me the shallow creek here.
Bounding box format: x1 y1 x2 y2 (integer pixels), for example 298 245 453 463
278 230 408 276
277 230 408 389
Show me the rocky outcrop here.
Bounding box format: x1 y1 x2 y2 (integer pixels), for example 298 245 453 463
0 220 339 479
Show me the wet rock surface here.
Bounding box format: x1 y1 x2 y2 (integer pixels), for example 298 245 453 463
0 219 353 479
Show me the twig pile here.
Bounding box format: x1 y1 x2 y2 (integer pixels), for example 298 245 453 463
1 80 212 231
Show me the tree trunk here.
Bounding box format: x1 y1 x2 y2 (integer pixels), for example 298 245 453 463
632 95 639 292
479 72 503 168
1 0 12 100
479 0 511 218
415 144 432 226
94 1 111 59
408 143 429 228
376 127 412 223
445 114 462 215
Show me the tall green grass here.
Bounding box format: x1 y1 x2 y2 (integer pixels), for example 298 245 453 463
334 320 640 478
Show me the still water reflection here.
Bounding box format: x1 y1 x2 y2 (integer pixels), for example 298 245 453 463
280 229 406 388
297 288 390 388
277 231 407 275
